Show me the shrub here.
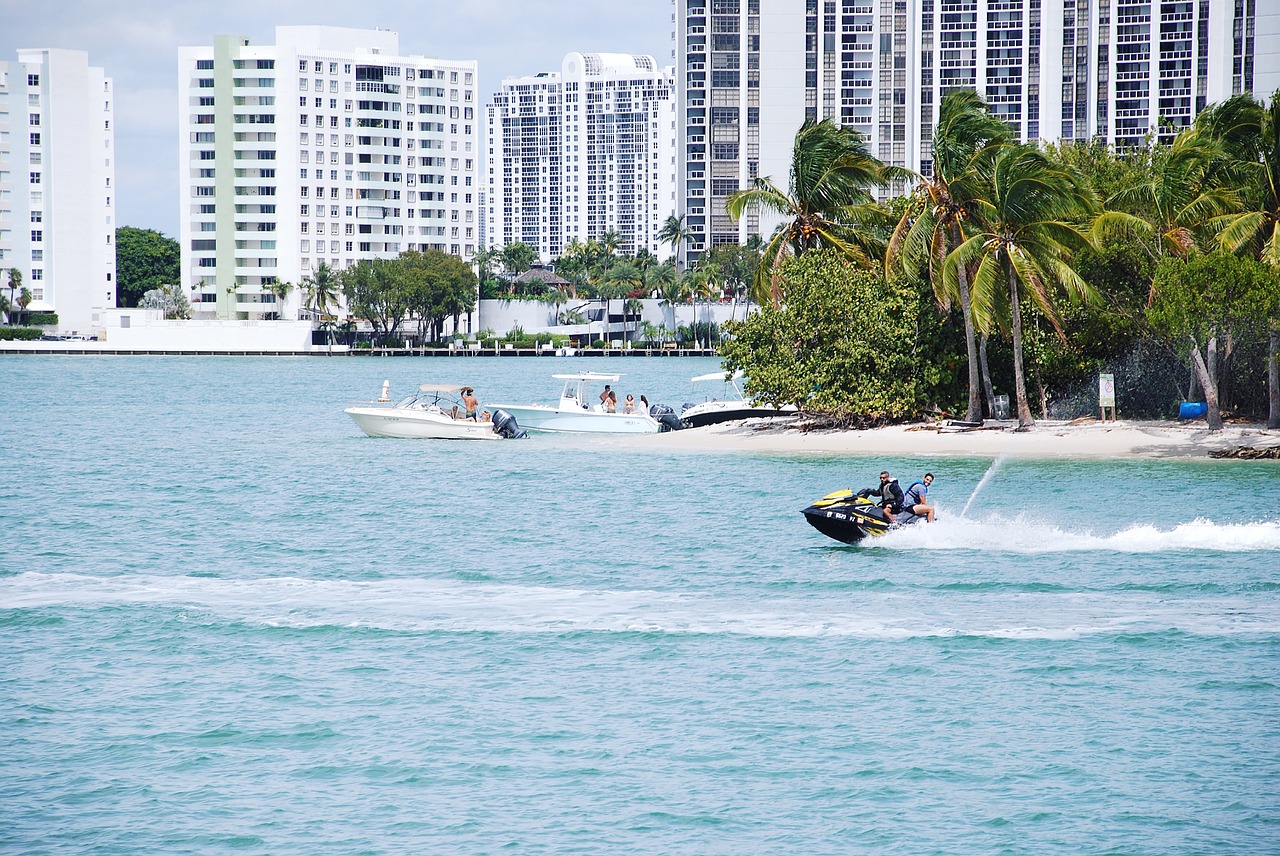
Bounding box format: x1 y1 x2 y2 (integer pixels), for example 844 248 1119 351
0 327 43 341
28 312 59 326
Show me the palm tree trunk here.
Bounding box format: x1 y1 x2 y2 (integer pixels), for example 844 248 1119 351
1268 325 1279 429
1189 341 1223 431
951 226 982 423
979 335 997 418
1007 263 1035 430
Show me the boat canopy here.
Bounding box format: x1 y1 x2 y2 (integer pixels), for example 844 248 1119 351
551 372 620 382
691 370 744 383
418 384 464 393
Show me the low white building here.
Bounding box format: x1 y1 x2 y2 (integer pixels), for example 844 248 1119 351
0 48 115 334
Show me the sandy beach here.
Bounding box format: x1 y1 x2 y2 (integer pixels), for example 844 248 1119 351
637 417 1280 459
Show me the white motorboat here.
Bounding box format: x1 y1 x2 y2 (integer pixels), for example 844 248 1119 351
485 372 662 434
345 384 525 440
680 370 798 428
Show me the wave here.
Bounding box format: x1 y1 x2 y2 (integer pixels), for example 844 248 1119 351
3 572 1277 641
878 516 1280 553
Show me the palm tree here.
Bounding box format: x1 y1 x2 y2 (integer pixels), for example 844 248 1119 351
6 268 22 325
1093 128 1236 290
302 262 341 320
945 145 1098 430
659 276 692 344
16 287 32 327
726 117 905 306
888 89 1013 423
598 230 623 271
1198 90 1280 428
688 259 721 348
624 297 644 344
266 280 295 320
658 214 693 272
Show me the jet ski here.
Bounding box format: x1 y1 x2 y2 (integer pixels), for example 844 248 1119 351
799 488 925 544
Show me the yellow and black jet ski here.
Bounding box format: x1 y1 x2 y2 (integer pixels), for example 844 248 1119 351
800 488 923 544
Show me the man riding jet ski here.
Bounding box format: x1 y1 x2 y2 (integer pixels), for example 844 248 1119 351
799 471 931 544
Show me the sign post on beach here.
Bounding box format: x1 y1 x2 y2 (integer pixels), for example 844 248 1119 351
1099 373 1116 422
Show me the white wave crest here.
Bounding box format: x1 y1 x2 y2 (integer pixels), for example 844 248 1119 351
3 572 1277 640
880 516 1280 553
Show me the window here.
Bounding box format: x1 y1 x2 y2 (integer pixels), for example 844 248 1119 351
30 133 40 146
30 211 41 223
198 78 214 88
31 250 42 262
29 114 40 126
31 269 43 280
197 60 214 70
29 173 40 184
28 74 39 86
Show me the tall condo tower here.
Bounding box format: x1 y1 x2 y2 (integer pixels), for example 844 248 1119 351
675 0 1267 261
485 52 676 261
178 26 479 320
0 49 115 333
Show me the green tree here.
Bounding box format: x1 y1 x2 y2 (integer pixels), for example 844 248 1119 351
399 249 478 342
657 214 693 272
341 257 410 345
265 280 295 320
720 250 947 420
1148 253 1279 430
115 227 180 308
888 88 1013 423
4 268 20 324
499 242 538 291
16 287 32 326
726 117 904 306
301 262 341 320
945 145 1098 429
1092 129 1236 280
1198 91 1280 428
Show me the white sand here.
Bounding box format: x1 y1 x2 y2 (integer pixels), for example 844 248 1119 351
630 417 1280 459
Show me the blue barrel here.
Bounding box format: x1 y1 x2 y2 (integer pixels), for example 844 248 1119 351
1178 401 1208 419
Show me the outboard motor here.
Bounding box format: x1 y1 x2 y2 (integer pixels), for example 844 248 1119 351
491 409 528 439
649 403 684 432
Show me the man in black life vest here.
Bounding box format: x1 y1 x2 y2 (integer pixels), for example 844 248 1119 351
868 470 904 523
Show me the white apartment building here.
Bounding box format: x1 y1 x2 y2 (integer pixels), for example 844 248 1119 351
0 49 115 333
178 26 479 320
676 0 1271 259
485 52 676 261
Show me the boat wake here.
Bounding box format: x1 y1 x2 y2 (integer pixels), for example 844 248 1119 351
878 515 1280 553
3 571 1277 640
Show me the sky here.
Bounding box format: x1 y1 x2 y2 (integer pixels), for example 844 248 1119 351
1 0 673 238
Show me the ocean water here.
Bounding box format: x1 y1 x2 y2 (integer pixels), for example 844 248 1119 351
2 355 1278 855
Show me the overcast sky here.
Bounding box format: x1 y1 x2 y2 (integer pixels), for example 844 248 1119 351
2 0 673 238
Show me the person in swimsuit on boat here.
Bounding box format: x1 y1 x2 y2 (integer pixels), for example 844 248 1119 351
461 387 479 421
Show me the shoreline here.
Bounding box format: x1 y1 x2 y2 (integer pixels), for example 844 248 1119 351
631 417 1280 460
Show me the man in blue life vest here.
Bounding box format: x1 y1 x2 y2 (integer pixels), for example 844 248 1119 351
903 473 936 522
868 470 905 522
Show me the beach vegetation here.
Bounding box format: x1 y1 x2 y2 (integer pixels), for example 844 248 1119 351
945 145 1099 429
889 88 1014 423
720 250 951 421
0 327 42 341
1148 252 1280 430
726 117 907 306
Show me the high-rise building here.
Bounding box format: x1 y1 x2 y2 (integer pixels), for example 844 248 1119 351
485 52 676 261
178 26 479 320
676 0 1267 260
0 49 115 333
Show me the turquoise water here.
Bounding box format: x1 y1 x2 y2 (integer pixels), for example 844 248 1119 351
2 355 1278 854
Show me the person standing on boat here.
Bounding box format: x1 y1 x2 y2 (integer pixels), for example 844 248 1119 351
599 384 612 411
605 390 618 413
461 387 479 421
903 473 936 522
869 471 904 523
